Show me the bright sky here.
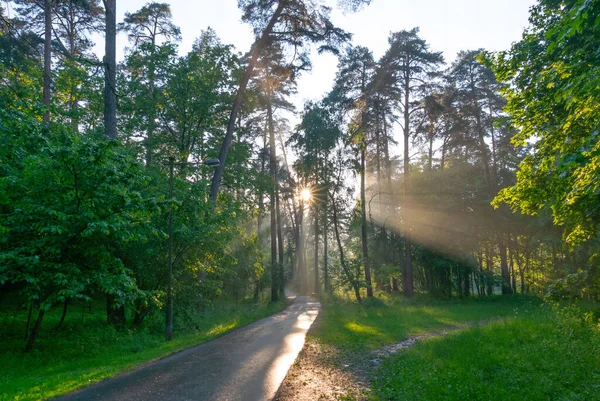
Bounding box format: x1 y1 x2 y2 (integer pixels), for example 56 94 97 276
105 0 536 107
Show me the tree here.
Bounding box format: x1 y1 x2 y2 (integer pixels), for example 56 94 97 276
489 0 600 246
12 0 55 125
247 41 300 299
209 0 372 202
381 28 443 297
447 50 512 293
328 46 376 297
291 101 339 293
119 2 181 164
159 30 238 165
103 0 116 139
0 128 150 350
53 0 103 132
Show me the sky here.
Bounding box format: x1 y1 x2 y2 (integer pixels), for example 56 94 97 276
102 0 537 108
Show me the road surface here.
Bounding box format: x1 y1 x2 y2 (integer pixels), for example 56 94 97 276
56 296 320 401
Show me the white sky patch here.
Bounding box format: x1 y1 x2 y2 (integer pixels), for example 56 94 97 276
94 0 535 105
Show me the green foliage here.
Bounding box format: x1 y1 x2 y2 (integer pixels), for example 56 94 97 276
546 252 600 300
0 297 287 400
0 8 272 350
0 128 152 310
489 0 600 245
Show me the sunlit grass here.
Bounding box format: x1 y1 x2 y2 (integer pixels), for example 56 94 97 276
372 305 600 400
312 293 535 351
344 322 382 336
311 293 600 401
0 298 287 401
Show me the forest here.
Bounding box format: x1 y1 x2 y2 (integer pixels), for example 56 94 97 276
0 0 599 400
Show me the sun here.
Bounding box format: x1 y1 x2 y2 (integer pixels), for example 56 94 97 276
300 188 312 202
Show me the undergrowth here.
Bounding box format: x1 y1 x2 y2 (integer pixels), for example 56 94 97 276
0 297 287 401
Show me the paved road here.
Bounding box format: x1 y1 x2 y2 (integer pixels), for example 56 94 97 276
56 296 320 401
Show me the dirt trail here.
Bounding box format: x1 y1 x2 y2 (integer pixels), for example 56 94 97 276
276 318 504 401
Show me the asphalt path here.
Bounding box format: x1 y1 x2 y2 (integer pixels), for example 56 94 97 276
56 295 320 401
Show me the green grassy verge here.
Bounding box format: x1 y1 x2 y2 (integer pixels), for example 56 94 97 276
312 293 537 352
372 304 600 401
310 293 599 401
0 298 287 401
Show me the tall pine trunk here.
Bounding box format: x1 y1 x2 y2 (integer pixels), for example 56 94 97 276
43 0 52 126
486 244 493 295
210 3 285 202
499 234 512 294
276 188 285 295
313 204 319 293
403 73 414 297
358 66 373 298
103 0 117 139
267 86 278 302
323 198 329 292
298 201 307 294
333 198 361 303
360 145 373 297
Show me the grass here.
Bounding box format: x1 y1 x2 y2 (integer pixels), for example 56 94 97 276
312 293 536 352
310 293 600 401
0 297 287 401
372 303 600 401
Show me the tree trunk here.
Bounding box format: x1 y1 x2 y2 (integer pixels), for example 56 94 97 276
360 145 373 297
323 201 329 292
267 86 278 302
486 244 493 295
382 108 396 293
66 23 79 132
43 0 52 126
145 38 157 166
403 73 414 297
523 240 529 294
278 132 300 286
472 78 493 196
428 134 434 171
358 66 373 298
374 106 382 219
24 308 45 352
382 105 393 203
253 281 260 302
103 0 117 139
276 187 285 296
298 200 307 294
106 294 125 326
313 204 319 293
476 251 483 296
210 3 285 202
332 198 361 303
56 299 68 329
24 303 33 340
509 248 514 292
441 137 447 170
489 102 499 186
499 234 512 294
284 198 298 281
258 129 267 243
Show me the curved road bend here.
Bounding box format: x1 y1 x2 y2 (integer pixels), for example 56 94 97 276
56 296 320 401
